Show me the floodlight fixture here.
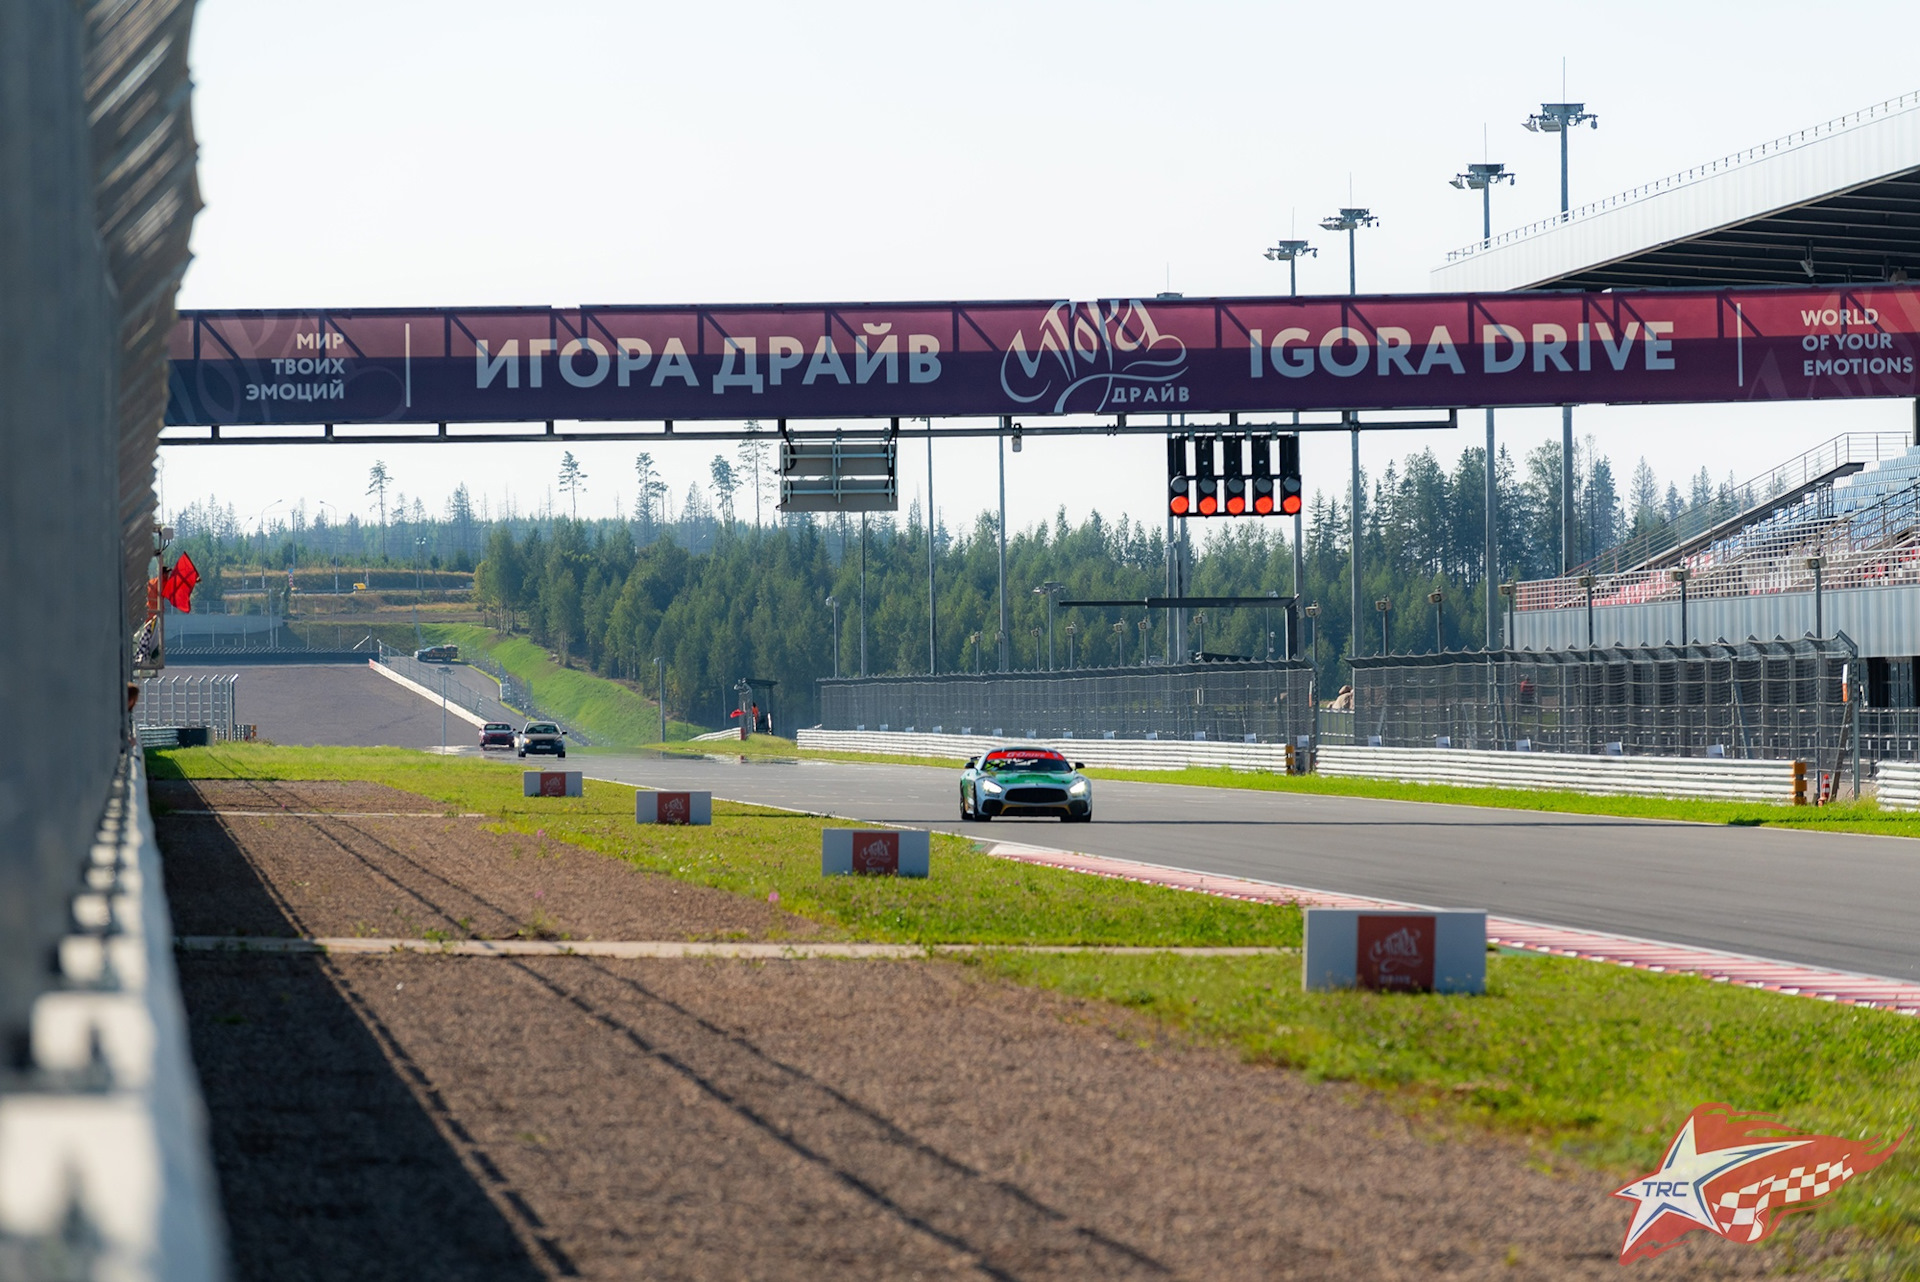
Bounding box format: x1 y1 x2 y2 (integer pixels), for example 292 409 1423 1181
1263 239 1317 295
1524 102 1599 215
1317 208 1378 295
1450 161 1514 241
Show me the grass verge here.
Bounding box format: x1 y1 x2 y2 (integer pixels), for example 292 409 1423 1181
1074 763 1920 839
428 622 704 747
150 743 1920 1270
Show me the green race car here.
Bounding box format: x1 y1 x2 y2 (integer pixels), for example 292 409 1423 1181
960 746 1092 822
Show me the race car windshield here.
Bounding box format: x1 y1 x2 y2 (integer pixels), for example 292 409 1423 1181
984 754 1070 773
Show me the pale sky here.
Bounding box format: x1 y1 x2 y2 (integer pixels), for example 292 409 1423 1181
164 0 1920 542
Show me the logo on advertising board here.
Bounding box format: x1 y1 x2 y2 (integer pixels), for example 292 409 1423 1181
538 772 568 797
1000 300 1188 413
1615 1104 1904 1263
656 791 690 824
1355 915 1435 992
851 831 900 875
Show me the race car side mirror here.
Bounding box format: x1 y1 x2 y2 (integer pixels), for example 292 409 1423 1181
1073 762 1085 769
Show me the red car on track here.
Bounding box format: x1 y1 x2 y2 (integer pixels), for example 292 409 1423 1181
479 722 515 751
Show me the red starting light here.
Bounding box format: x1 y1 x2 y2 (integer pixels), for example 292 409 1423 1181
1198 493 1218 515
1254 494 1274 514
1171 493 1190 515
1280 493 1302 515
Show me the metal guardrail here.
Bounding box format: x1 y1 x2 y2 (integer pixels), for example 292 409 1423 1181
1443 89 1920 262
1317 745 1806 803
797 728 1301 772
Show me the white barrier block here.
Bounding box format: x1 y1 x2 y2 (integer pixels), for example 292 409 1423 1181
636 789 712 825
1302 907 1486 995
523 770 583 798
822 829 931 877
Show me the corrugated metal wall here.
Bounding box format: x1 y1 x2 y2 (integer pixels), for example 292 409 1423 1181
1512 582 1920 658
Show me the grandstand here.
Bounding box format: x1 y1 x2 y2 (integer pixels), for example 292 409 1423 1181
1472 91 1920 708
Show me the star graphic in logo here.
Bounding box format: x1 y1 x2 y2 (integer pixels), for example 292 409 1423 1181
1614 1116 1808 1260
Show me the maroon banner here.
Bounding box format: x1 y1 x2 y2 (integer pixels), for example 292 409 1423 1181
164 286 1920 426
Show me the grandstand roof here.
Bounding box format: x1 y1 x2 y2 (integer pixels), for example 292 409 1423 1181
1431 92 1920 293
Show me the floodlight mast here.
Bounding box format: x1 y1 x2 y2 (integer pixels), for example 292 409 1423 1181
1451 159 1513 646
1319 207 1377 667
1262 239 1317 295
1449 162 1514 242
1523 102 1598 217
1525 100 1599 575
1263 236 1317 657
1316 208 1378 295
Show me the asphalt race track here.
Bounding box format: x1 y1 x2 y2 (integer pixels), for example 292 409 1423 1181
170 664 476 749
585 752 1920 983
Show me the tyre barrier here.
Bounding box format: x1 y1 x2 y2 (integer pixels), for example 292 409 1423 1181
636 790 712 825
523 770 583 798
1302 907 1486 995
822 828 930 878
1876 761 1920 810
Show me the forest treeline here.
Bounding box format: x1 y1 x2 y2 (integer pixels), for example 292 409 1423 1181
168 435 1744 727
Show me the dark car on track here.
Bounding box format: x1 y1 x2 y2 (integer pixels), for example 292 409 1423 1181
479 722 515 751
516 721 566 758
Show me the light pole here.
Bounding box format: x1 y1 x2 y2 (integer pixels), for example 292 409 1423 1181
1192 611 1206 657
826 596 840 679
1031 627 1044 670
1303 602 1320 673
1321 207 1377 674
1034 581 1065 670
413 535 427 651
1138 617 1151 666
1526 99 1599 574
924 417 938 675
1265 237 1316 655
1498 580 1516 649
1453 162 1514 640
1450 162 1514 244
968 631 981 675
859 515 868 677
1376 597 1392 656
652 656 665 743
1579 574 1596 648
1428 589 1444 653
997 417 1011 672
1672 567 1690 646
1112 620 1126 665
1064 623 1077 670
1807 556 1825 635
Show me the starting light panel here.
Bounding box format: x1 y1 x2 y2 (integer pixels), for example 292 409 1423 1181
1277 433 1302 515
1166 432 1302 518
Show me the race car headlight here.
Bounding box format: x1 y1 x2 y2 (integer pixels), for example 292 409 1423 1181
1068 779 1090 796
978 777 1004 794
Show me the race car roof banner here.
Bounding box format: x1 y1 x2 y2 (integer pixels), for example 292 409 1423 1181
166 287 1920 427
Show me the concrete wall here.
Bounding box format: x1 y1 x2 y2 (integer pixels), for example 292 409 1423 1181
1512 582 1920 658
0 0 127 1046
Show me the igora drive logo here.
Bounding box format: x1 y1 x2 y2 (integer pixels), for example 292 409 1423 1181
657 792 690 824
1356 914 1433 992
1615 1104 1903 1263
851 832 900 875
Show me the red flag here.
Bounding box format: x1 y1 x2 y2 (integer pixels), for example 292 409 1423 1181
728 708 744 719
163 553 200 613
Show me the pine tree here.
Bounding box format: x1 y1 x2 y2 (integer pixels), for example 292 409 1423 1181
558 451 588 520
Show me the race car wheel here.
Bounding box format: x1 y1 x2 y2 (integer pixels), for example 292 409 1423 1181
517 749 525 757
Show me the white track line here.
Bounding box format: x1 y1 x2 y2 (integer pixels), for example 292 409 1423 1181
174 936 1295 959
